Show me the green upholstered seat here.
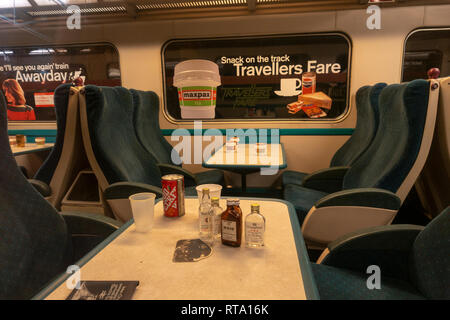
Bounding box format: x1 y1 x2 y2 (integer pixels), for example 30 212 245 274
130 89 225 186
282 83 386 187
34 84 73 184
312 263 424 300
83 86 162 187
342 80 429 193
284 80 433 223
410 207 450 299
312 207 449 300
0 92 120 299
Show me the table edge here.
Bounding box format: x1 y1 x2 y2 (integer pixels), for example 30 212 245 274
12 144 54 156
33 197 319 300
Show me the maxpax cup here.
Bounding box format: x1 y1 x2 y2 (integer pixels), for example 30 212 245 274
173 59 221 119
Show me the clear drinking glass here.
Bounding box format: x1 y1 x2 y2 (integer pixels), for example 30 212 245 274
129 193 156 233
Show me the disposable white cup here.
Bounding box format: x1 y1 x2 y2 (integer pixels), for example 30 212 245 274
129 193 156 233
35 137 46 145
196 184 222 205
226 141 237 152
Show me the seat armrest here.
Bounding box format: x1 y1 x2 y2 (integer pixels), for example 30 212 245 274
315 188 401 210
318 225 423 281
157 163 198 187
103 182 163 200
302 188 401 247
61 211 123 263
28 179 51 197
301 166 349 193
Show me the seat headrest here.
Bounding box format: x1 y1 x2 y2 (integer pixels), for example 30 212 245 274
131 89 182 166
331 82 386 167
343 79 431 193
83 85 162 187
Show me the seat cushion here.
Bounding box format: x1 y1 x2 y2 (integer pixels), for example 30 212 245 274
311 263 424 300
194 169 225 186
282 170 308 186
283 184 328 224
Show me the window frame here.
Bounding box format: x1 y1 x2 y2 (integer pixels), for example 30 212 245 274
402 27 450 82
161 32 353 125
1 41 121 125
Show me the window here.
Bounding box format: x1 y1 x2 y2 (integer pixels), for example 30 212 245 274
162 33 351 122
403 28 450 82
0 43 121 122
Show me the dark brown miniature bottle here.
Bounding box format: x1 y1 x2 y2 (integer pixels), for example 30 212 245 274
221 199 242 247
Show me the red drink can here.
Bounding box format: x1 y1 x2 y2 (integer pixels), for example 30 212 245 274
162 174 185 217
302 72 316 95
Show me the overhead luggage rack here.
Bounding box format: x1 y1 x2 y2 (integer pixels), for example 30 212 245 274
1 0 448 26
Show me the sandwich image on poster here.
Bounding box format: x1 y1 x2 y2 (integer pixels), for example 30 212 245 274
286 72 333 118
173 239 212 262
173 59 221 119
66 281 139 300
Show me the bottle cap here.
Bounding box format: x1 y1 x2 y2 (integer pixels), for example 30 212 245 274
202 188 210 193
251 203 260 210
227 199 240 206
211 197 219 203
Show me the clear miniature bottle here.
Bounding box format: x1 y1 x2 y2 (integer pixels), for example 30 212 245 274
210 197 223 241
245 203 265 248
199 188 213 244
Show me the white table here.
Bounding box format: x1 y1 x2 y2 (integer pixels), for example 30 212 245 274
38 197 318 300
203 143 287 191
11 143 54 156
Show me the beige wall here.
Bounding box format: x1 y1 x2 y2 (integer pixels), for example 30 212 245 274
3 4 450 187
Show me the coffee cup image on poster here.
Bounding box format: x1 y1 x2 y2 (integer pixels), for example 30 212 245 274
173 59 221 119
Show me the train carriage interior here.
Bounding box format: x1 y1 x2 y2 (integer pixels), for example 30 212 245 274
0 0 449 302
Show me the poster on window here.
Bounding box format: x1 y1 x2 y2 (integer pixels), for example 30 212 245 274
163 33 350 121
0 44 121 121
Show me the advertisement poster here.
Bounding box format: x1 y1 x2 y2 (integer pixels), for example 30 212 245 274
163 34 350 121
0 44 121 121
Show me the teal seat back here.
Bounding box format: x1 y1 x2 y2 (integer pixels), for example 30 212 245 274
0 92 72 299
343 79 430 192
34 84 73 184
83 86 162 187
130 89 181 166
331 83 386 167
410 207 450 299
